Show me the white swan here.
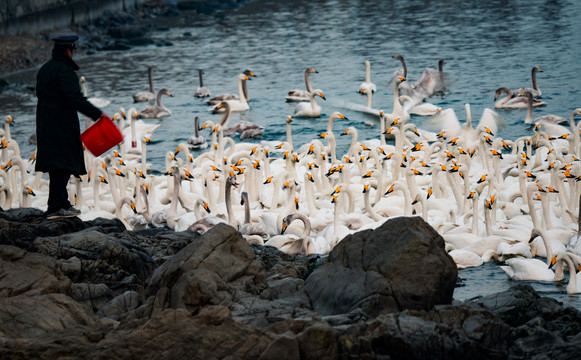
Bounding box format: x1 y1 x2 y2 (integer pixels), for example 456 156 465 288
286 67 318 102
494 87 545 109
210 73 251 113
79 76 110 108
194 69 211 98
206 69 255 105
500 257 556 281
132 66 156 103
551 252 581 294
140 88 173 119
512 66 542 98
358 60 377 93
293 89 326 118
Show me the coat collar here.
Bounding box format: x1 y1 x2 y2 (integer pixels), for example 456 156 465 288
52 50 80 71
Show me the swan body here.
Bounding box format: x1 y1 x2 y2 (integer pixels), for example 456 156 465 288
500 258 555 281
448 249 484 269
407 101 442 116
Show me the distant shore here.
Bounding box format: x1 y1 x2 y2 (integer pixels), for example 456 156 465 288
0 34 53 75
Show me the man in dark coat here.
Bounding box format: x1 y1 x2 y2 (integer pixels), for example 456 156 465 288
36 35 106 219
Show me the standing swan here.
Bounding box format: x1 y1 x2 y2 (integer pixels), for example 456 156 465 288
512 66 542 98
194 69 211 98
140 88 173 118
133 66 156 103
286 67 318 102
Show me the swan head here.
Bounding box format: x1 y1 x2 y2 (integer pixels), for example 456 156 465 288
313 89 326 100
160 88 173 97
4 115 13 125
243 69 257 78
306 67 318 74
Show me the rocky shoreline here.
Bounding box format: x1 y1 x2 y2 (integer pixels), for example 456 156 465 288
1 209 580 359
0 0 248 77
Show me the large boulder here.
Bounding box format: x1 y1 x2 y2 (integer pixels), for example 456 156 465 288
304 216 457 317
145 224 268 315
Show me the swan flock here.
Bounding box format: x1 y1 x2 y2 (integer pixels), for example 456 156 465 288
2 59 581 296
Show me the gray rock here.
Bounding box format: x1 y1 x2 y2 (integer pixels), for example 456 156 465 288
69 283 113 311
0 244 71 297
97 290 141 320
32 229 157 285
0 293 96 337
304 216 457 317
145 224 268 314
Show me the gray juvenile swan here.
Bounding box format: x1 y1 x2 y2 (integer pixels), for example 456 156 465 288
194 69 211 98
133 66 156 103
286 67 318 102
140 88 173 118
494 87 545 109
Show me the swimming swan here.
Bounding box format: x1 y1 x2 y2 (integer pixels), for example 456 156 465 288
140 88 173 119
132 66 156 103
194 69 211 98
293 89 326 118
494 87 545 109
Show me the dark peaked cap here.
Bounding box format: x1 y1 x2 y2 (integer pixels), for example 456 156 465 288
52 35 79 48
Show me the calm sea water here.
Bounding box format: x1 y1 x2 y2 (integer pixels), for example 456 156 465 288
1 0 581 309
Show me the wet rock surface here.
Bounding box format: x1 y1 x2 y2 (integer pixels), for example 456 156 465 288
1 209 580 359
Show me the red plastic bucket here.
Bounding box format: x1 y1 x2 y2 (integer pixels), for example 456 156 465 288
80 116 123 157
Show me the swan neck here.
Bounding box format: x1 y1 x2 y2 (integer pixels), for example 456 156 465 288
148 68 154 93
305 70 313 93
237 77 248 105
532 68 539 91
198 70 204 87
226 179 237 228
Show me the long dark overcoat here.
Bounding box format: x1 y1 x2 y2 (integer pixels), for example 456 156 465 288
35 51 102 175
